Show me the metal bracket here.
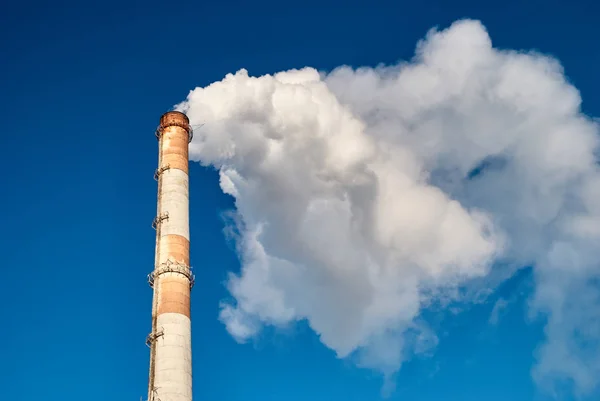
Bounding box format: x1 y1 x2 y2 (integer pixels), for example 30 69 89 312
148 260 195 289
151 213 169 230
149 388 161 401
153 165 171 181
145 328 164 347
155 122 193 143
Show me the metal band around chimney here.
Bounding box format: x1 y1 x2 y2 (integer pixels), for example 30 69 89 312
154 164 171 180
152 212 169 230
148 260 195 289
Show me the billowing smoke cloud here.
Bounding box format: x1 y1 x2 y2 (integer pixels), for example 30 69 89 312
176 19 600 396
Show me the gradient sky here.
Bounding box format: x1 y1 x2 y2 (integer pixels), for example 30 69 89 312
2 0 599 400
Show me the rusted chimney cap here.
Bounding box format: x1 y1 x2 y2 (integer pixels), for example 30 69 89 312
156 110 193 142
160 110 190 127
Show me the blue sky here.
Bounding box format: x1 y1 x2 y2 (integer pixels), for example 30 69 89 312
2 1 599 400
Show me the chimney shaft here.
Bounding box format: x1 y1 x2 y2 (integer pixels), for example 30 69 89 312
147 111 193 401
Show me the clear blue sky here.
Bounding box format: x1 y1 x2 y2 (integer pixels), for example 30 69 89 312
1 0 599 400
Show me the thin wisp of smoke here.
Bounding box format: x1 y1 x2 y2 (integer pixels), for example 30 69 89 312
176 19 600 396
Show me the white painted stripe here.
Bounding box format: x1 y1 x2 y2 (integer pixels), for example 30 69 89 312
154 313 192 401
159 168 190 241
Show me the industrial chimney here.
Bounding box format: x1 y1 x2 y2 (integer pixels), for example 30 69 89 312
147 111 194 401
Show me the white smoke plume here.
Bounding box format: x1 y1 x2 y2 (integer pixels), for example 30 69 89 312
176 19 600 396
